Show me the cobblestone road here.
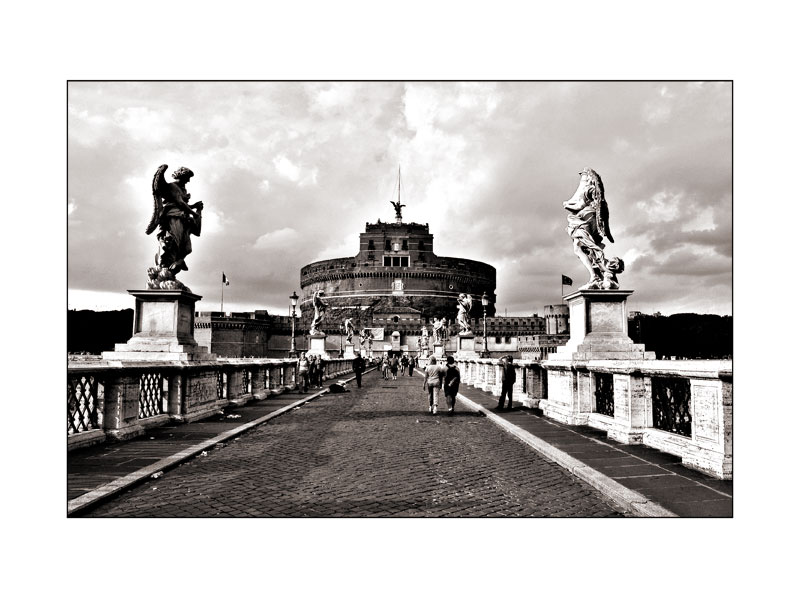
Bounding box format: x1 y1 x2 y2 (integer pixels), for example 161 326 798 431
87 370 625 517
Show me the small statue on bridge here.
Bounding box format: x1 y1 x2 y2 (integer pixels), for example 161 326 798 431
432 317 447 343
343 318 356 343
146 165 204 291
456 294 473 334
563 168 625 290
309 290 328 335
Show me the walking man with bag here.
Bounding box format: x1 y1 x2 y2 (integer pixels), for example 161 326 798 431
423 356 445 414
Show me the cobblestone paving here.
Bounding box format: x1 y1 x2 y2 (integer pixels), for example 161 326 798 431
87 371 625 517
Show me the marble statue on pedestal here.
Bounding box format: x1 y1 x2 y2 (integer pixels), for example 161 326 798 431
146 165 204 292
456 294 473 334
432 318 446 343
563 168 625 290
343 318 356 343
309 290 328 335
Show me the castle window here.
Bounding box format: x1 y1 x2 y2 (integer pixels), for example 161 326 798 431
384 239 391 250
368 240 375 250
402 239 408 250
418 240 425 251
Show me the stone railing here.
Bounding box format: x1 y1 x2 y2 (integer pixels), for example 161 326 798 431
67 357 356 451
454 357 732 480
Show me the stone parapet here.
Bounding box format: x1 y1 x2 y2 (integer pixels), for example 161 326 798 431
67 357 355 450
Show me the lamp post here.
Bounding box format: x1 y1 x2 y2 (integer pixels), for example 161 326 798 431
289 291 299 358
339 323 345 358
481 292 490 357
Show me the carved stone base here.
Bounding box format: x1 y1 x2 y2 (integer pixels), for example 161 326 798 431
343 342 356 358
102 290 216 362
306 334 331 359
548 290 655 362
455 334 479 359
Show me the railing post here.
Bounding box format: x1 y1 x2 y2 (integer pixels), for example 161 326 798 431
168 369 185 418
607 371 647 444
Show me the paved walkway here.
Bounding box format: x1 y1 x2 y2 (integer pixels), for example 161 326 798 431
455 385 732 517
67 367 731 517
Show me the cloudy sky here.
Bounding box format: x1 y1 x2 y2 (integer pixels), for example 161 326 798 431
68 81 731 317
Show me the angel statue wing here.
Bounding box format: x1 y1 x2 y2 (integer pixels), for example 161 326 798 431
596 198 614 243
146 164 169 235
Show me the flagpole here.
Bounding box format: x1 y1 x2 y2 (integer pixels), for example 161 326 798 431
221 274 224 312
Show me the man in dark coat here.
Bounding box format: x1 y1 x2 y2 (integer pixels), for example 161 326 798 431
497 355 516 410
443 355 461 415
352 353 365 388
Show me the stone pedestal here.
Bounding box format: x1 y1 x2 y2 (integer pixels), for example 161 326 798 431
433 342 445 357
343 342 356 358
549 290 654 361
542 290 653 425
455 333 479 358
102 290 215 362
306 333 331 359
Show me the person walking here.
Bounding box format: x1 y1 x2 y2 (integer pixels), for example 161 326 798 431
400 354 408 377
423 356 445 414
443 355 461 415
297 352 310 393
352 352 365 388
408 355 415 376
382 356 390 380
308 355 319 389
498 355 517 410
390 354 399 381
317 356 326 388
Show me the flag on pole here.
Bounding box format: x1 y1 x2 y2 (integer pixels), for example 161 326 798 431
222 272 230 286
561 275 573 286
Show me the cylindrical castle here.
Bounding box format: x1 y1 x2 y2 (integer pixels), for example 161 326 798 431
299 220 496 332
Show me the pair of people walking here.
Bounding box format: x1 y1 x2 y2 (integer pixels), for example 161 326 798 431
296 352 325 392
422 355 460 415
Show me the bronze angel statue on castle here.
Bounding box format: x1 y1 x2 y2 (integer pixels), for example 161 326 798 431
145 165 204 291
563 168 624 290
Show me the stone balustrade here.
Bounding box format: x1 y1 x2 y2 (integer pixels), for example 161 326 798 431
67 357 356 451
454 357 732 480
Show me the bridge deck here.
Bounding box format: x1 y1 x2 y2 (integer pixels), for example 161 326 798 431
68 369 731 517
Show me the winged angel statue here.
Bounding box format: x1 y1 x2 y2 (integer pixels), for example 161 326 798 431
145 165 204 291
563 168 624 290
309 290 328 335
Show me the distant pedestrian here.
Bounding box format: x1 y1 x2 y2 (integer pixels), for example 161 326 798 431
400 354 408 376
408 356 415 376
382 357 390 380
497 355 516 410
317 356 326 387
308 355 319 389
352 352 365 388
298 353 310 393
443 355 461 415
390 355 399 380
423 356 445 414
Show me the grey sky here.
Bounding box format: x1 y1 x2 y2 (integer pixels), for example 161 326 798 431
68 81 731 317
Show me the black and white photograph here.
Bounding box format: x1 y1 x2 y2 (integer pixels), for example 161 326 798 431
67 80 733 520
7 2 795 596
